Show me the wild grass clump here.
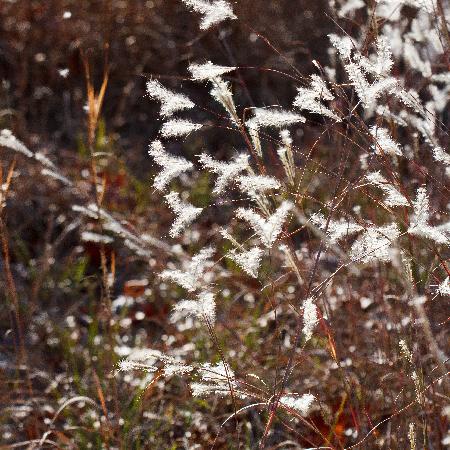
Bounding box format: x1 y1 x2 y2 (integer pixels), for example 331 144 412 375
1 0 449 448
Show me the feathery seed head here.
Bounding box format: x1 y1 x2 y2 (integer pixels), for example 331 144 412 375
160 119 203 138
302 297 318 342
370 127 403 157
172 291 216 324
160 247 214 291
280 393 316 416
350 223 400 263
146 79 195 117
0 129 33 158
227 247 264 278
408 187 448 244
198 153 249 194
236 175 281 198
148 140 193 191
246 108 305 131
181 0 236 30
165 191 203 238
236 201 293 248
189 61 236 81
310 213 363 243
209 76 239 124
366 171 409 207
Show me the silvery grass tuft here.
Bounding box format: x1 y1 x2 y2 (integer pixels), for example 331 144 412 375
181 0 237 30
114 0 450 446
146 79 194 117
2 0 448 447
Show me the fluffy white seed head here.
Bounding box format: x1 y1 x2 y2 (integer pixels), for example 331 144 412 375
160 247 214 292
409 187 430 229
280 129 292 146
310 213 363 243
329 33 354 60
310 74 335 100
293 75 341 122
190 381 232 397
160 119 203 138
366 171 409 207
236 201 293 248
345 63 396 109
181 0 237 30
118 349 193 377
246 108 305 131
190 361 242 398
357 36 394 77
294 88 341 121
236 175 280 200
277 130 296 184
148 140 194 191
198 153 249 194
330 32 396 109
172 291 216 324
407 187 448 244
246 108 304 158
394 87 426 116
198 361 234 383
370 127 403 157
118 349 162 372
302 297 318 342
433 147 450 166
0 129 33 158
189 61 236 81
227 246 264 278
280 393 316 416
350 223 401 263
436 276 450 296
164 191 203 238
146 79 194 117
210 76 239 124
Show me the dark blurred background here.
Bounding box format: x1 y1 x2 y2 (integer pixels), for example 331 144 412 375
2 3 449 447
0 0 332 166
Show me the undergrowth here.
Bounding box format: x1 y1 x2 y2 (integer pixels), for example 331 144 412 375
0 0 449 448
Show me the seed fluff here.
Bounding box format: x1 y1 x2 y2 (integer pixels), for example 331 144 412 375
146 79 194 117
165 191 203 238
181 0 237 30
236 201 293 248
148 140 193 191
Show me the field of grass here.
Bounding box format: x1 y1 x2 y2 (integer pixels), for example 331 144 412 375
0 1 449 448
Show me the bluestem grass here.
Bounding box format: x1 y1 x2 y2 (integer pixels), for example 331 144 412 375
279 393 316 417
226 247 264 279
130 2 449 447
181 0 237 30
160 118 203 138
146 79 195 117
198 153 249 194
120 1 449 444
1 0 449 448
148 140 193 191
188 61 236 81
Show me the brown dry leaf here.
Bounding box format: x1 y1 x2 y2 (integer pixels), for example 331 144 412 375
123 279 149 298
